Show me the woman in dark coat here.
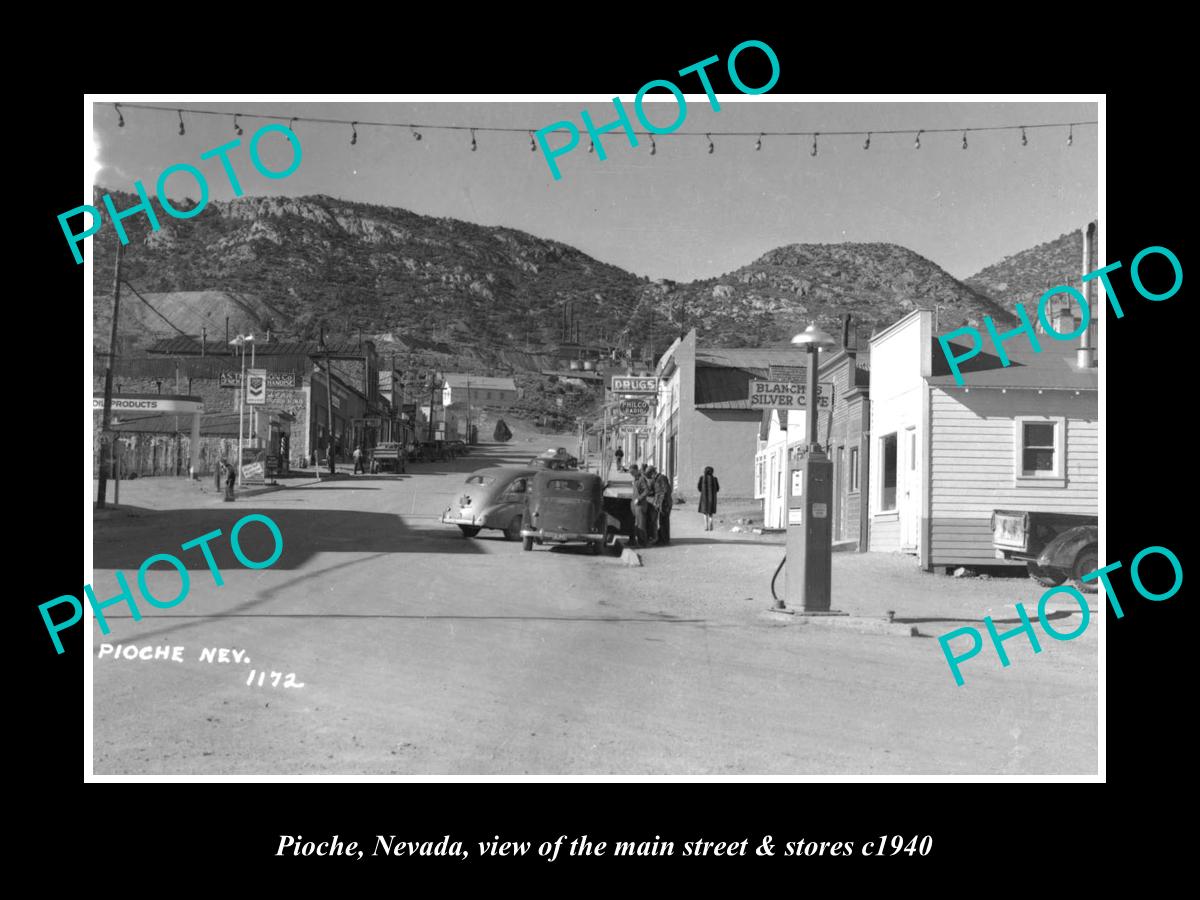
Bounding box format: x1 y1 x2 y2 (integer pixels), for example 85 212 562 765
697 466 719 531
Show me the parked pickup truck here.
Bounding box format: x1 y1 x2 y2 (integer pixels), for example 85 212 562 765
370 442 406 474
992 509 1098 593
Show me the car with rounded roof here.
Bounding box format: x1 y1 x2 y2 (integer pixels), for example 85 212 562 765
441 466 538 539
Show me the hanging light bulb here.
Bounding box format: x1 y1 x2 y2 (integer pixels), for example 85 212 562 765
706 133 714 154
961 131 968 150
1067 124 1074 147
529 131 536 152
411 125 422 141
811 132 819 157
755 133 763 151
863 132 871 150
115 104 124 128
350 122 358 146
914 130 922 150
233 114 243 136
588 139 594 154
1021 126 1028 146
177 110 185 136
649 134 656 156
470 129 477 152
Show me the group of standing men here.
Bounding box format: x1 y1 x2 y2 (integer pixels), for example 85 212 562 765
628 464 672 547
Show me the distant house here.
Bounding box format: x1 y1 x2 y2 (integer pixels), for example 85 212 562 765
442 374 518 407
867 308 1098 570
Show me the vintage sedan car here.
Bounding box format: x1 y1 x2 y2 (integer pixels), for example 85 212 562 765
441 467 537 539
520 470 607 554
992 509 1099 592
528 447 579 470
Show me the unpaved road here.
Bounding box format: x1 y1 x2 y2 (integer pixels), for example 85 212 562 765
92 441 1098 775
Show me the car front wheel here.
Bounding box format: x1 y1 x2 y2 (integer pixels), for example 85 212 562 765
1071 544 1099 594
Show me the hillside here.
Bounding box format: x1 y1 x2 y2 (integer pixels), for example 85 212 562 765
90 190 1018 363
666 242 1015 346
965 229 1084 311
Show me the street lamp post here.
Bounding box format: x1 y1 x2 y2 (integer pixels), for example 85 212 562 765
784 323 841 614
229 334 255 488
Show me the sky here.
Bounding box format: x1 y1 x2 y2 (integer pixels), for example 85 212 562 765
91 98 1098 282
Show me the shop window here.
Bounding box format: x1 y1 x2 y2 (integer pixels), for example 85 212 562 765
849 446 860 493
881 433 897 511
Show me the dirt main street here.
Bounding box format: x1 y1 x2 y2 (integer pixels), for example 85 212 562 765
91 439 1098 776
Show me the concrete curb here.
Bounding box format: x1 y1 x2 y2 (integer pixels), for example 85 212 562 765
761 609 920 637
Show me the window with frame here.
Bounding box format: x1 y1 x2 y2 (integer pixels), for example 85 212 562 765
880 433 897 511
849 446 860 493
1015 417 1065 482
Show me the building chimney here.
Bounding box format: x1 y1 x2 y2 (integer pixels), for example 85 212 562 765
1077 221 1098 368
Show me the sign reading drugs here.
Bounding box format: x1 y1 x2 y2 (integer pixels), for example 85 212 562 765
610 376 659 394
748 380 835 409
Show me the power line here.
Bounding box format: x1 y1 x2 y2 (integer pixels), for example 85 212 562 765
121 279 192 337
110 102 1096 143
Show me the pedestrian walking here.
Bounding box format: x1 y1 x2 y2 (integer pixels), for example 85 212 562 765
353 445 365 474
698 466 719 531
652 468 673 545
223 459 237 502
643 465 661 544
614 447 624 472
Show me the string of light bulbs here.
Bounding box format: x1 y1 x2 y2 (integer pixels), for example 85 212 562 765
109 103 1095 153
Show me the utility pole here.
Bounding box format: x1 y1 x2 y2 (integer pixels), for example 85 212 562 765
97 242 124 509
428 373 437 442
322 329 335 476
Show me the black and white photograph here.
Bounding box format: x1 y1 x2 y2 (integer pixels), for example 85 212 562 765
81 93 1103 778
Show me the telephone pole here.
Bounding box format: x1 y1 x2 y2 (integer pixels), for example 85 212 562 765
97 243 124 509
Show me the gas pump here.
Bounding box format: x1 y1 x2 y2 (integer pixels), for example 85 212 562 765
786 443 836 611
783 323 843 615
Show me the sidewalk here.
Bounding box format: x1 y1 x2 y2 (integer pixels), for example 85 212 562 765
616 506 1092 628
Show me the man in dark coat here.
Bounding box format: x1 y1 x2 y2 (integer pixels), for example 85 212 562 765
652 468 673 545
630 464 651 548
643 465 661 544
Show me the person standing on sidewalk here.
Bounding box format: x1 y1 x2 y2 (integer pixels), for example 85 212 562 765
629 464 649 548
652 467 673 545
698 466 719 531
353 445 365 474
642 465 660 545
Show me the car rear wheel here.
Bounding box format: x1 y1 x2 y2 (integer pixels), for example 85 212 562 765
589 540 601 555
1071 544 1099 594
1026 561 1066 588
522 536 534 551
458 525 481 538
505 516 523 542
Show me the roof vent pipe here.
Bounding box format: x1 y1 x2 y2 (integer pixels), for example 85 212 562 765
1077 221 1098 369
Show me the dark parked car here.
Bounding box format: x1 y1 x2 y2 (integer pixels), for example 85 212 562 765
528 447 579 470
521 470 607 554
992 509 1099 593
441 467 537 539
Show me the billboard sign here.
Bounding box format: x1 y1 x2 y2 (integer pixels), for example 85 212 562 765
747 381 835 409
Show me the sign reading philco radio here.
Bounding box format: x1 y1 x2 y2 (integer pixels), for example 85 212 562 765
619 398 650 416
219 371 299 389
748 381 835 409
610 376 659 394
